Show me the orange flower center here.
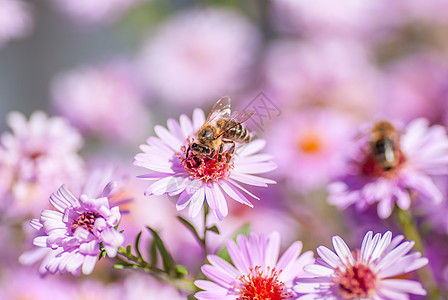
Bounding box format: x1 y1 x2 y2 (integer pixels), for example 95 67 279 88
236 266 291 300
298 133 322 154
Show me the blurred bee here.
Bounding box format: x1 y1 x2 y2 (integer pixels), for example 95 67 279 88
187 96 254 161
369 120 401 171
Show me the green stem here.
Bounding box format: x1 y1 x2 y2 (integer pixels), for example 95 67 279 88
116 248 195 292
202 203 209 257
395 207 440 299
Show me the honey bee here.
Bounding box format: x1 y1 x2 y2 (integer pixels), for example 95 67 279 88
187 96 254 161
369 120 401 171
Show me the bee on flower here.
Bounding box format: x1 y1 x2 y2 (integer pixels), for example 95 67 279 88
328 118 448 218
134 97 276 220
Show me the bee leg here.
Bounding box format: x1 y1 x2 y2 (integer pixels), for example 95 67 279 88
217 143 224 162
226 141 236 161
186 146 191 158
206 148 216 161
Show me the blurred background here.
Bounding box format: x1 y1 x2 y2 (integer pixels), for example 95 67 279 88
1 0 448 298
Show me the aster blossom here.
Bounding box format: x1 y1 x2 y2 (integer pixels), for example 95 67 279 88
296 231 428 299
134 98 276 220
195 231 315 299
29 183 124 275
328 118 448 218
0 111 84 216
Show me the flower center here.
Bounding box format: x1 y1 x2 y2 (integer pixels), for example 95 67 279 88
178 141 234 182
334 263 378 299
359 149 406 179
298 133 322 154
72 211 101 234
236 266 291 300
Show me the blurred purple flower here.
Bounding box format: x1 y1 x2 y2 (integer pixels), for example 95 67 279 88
329 119 448 218
49 0 141 26
296 231 428 299
195 231 314 299
270 0 398 41
139 8 260 106
134 107 276 220
0 268 71 300
379 53 448 124
51 61 149 142
122 274 186 299
0 111 84 216
0 0 33 47
266 108 357 192
262 39 380 116
28 184 123 275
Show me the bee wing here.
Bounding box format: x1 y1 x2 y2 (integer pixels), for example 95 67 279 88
218 109 255 134
205 96 231 124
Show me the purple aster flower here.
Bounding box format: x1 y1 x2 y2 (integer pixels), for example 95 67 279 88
49 0 141 26
0 0 33 47
28 184 124 275
51 61 149 143
195 231 315 299
139 8 260 106
134 99 276 220
295 231 428 299
0 111 84 216
328 118 448 218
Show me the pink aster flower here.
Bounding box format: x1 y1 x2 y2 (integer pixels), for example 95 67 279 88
49 0 141 26
195 231 315 299
0 0 33 47
29 184 124 275
270 0 398 42
51 61 148 142
0 111 84 216
296 231 428 299
139 8 260 106
134 101 276 220
328 118 448 218
262 39 380 116
266 108 357 192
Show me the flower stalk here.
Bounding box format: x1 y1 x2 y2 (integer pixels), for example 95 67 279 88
395 206 440 299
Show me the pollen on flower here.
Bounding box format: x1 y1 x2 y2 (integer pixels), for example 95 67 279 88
177 140 234 182
236 266 291 300
333 255 378 299
72 211 101 234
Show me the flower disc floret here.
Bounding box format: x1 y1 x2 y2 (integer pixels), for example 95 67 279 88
236 266 291 300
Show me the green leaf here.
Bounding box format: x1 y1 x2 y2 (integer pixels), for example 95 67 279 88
175 265 188 276
206 225 220 234
177 216 201 242
149 238 158 267
147 226 175 273
134 231 143 260
126 244 132 256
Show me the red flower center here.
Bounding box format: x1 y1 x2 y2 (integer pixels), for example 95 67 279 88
178 141 234 182
334 262 378 299
236 266 291 300
359 149 406 179
72 211 101 234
